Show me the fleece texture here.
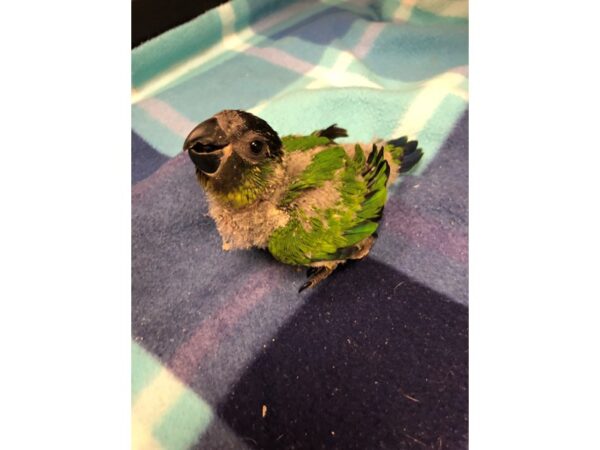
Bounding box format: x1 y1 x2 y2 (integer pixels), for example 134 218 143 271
131 0 468 448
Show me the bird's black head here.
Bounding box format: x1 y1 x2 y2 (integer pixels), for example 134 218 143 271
183 110 283 182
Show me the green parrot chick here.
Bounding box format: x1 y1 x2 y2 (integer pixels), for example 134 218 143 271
183 110 423 291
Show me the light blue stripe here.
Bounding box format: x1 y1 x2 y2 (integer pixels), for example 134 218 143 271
132 7 223 88
256 86 422 141
132 106 185 157
132 0 315 89
141 2 338 97
411 93 468 176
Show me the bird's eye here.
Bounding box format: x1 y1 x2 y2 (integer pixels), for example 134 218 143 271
250 140 264 155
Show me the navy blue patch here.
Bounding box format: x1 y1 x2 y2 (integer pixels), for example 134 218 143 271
268 8 356 46
132 130 170 185
217 258 468 450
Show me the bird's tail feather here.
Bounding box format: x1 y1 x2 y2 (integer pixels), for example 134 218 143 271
386 136 423 173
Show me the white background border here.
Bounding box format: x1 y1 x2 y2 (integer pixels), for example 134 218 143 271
1 0 599 448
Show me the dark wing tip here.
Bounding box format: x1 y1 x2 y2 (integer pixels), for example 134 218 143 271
404 140 418 154
387 136 408 147
399 146 424 173
366 145 376 165
387 136 424 173
315 124 348 141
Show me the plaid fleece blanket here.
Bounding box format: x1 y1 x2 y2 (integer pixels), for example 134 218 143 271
132 0 468 448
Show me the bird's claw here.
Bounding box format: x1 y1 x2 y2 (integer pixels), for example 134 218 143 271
298 266 334 293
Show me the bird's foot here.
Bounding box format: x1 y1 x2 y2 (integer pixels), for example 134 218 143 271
299 266 334 293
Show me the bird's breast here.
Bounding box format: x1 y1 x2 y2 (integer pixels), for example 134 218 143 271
207 196 290 251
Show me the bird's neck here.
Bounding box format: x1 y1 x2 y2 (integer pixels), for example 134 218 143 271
205 162 281 209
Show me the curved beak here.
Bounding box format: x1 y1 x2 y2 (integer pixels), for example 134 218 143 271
183 117 229 175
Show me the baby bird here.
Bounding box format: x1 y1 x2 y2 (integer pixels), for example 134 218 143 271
183 110 423 291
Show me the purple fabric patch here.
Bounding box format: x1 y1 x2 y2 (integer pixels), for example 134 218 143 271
266 8 357 46
132 131 170 184
373 111 469 304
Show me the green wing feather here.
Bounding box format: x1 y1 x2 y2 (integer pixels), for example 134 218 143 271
281 135 331 152
281 147 346 206
281 124 348 153
268 144 390 266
